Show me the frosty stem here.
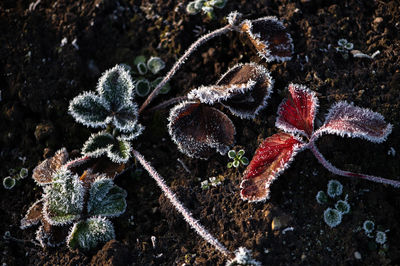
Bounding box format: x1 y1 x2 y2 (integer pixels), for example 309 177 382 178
309 141 400 188
65 155 91 169
139 24 233 114
132 149 231 257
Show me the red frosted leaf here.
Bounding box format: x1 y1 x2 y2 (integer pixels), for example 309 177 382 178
240 16 293 62
276 84 318 138
188 63 273 119
241 132 304 202
32 148 69 185
313 101 392 143
168 101 235 159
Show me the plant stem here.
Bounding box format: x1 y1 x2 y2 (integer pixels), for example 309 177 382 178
309 141 400 187
139 24 233 114
132 149 231 257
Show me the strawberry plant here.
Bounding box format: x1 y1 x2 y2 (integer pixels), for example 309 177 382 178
241 83 399 202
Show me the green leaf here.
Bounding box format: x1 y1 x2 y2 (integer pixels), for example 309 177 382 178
133 55 147 66
88 178 127 217
228 150 236 159
147 57 165 74
237 149 245 158
43 169 84 225
227 162 233 168
137 62 148 75
67 217 115 251
69 91 109 128
82 131 115 158
107 140 131 163
135 79 151 97
232 160 240 168
97 65 134 112
213 0 227 9
240 156 249 165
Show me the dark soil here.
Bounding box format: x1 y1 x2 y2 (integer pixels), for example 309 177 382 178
1 0 400 265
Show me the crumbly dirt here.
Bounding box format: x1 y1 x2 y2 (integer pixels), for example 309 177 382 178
1 0 400 265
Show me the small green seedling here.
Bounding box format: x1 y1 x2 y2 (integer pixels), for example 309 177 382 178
131 56 169 97
316 191 328 204
336 39 354 60
186 0 228 19
375 231 387 245
363 220 375 234
327 179 343 198
19 168 29 179
323 208 342 228
335 200 350 214
3 176 16 189
316 180 350 227
227 149 249 168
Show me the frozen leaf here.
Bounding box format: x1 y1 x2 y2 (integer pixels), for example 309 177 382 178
20 199 43 229
3 176 15 189
323 208 342 228
43 169 84 225
117 123 144 141
87 177 127 217
135 79 151 97
137 62 148 75
240 16 293 62
68 91 110 128
82 131 115 158
188 63 273 119
67 217 115 251
107 139 131 163
241 133 304 202
276 84 318 138
96 65 134 110
168 101 235 159
33 148 69 185
111 102 140 133
314 101 392 143
147 57 165 74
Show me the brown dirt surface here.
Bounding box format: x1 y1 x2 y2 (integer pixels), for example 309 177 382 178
1 0 400 265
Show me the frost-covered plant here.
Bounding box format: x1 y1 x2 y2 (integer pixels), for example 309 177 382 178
336 39 353 60
375 231 387 245
3 176 16 189
226 247 261 266
186 0 228 19
316 180 350 227
139 11 293 114
227 149 249 168
168 63 273 159
323 208 342 228
19 168 29 179
241 83 398 202
20 148 127 250
131 56 170 97
69 65 144 163
363 220 375 234
327 179 343 198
